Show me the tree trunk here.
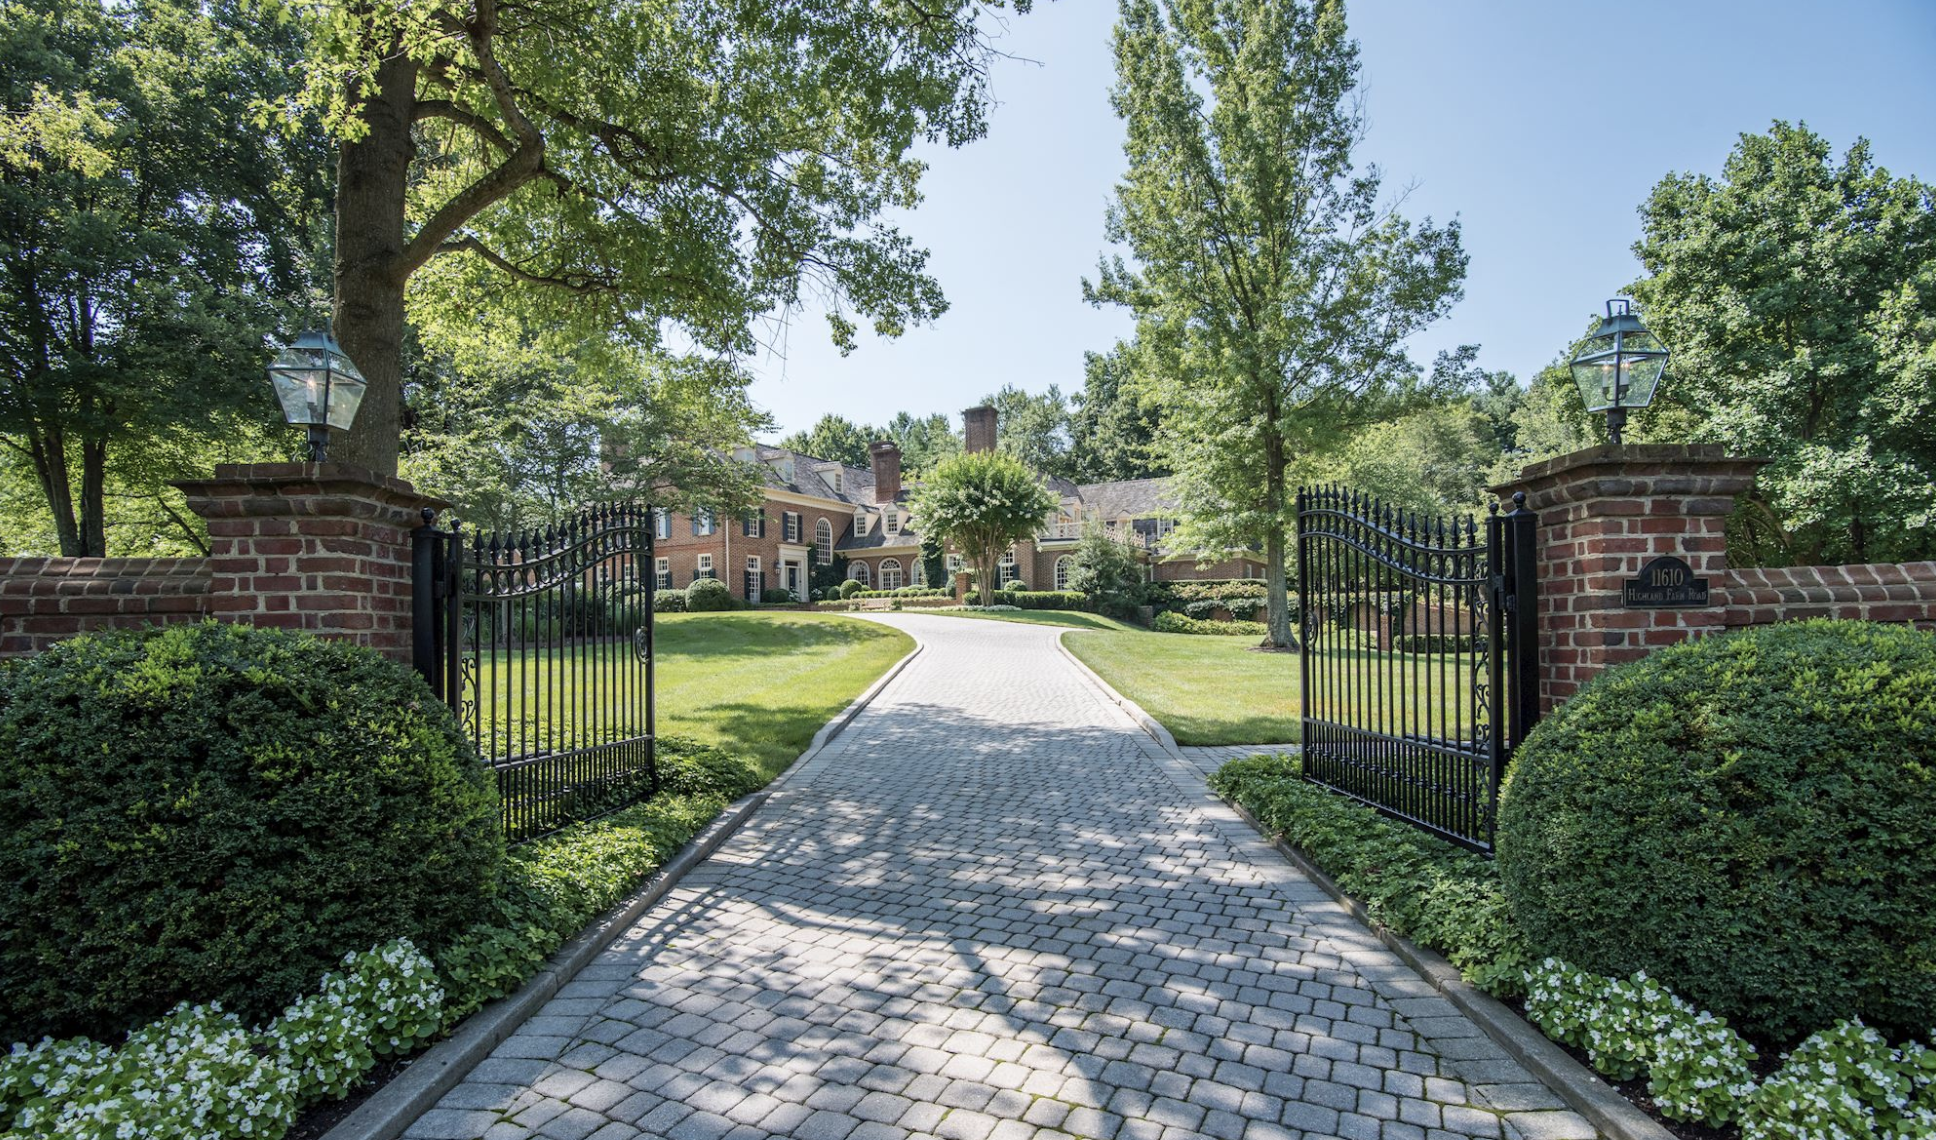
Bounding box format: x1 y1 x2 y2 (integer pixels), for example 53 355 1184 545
27 426 83 557
330 51 418 476
978 548 994 606
1262 435 1299 650
79 434 107 556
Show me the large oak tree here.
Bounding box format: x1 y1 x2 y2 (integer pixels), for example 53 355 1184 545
303 0 1031 474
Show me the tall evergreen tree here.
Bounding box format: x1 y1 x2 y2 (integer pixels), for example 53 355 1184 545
1087 0 1466 647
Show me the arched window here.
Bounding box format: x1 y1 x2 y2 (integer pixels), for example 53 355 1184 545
851 562 871 587
911 559 926 586
946 553 964 576
1054 556 1074 591
999 548 1018 584
815 518 833 564
879 559 903 590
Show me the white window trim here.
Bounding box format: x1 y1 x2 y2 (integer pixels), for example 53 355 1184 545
1054 556 1073 591
697 553 714 574
883 510 899 536
655 557 670 588
654 508 670 539
815 518 834 563
879 558 903 590
746 555 761 571
852 562 871 587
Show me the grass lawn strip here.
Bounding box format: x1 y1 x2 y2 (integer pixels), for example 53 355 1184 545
1065 628 1300 745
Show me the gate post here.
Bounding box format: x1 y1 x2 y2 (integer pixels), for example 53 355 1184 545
1493 445 1763 712
411 509 442 692
1502 492 1541 750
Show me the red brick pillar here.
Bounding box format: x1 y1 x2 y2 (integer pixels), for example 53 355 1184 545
1495 445 1764 712
953 570 971 605
175 463 448 663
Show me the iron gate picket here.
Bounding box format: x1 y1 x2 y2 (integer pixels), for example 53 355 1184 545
414 503 656 843
1295 487 1539 851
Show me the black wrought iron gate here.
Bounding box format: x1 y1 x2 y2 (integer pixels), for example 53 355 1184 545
414 504 656 843
1295 488 1539 851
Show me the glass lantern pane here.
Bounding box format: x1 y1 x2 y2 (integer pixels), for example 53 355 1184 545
1620 352 1668 407
268 366 328 426
325 372 368 430
1570 359 1619 411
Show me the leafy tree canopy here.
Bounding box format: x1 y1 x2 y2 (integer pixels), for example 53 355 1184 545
297 0 1033 474
0 0 327 555
777 414 877 468
1087 0 1467 647
1628 121 1936 565
1070 343 1166 483
401 323 770 533
883 411 963 477
913 449 1056 605
980 383 1074 481
1066 517 1147 618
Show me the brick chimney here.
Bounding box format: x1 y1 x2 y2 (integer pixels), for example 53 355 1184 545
869 441 902 503
964 405 997 454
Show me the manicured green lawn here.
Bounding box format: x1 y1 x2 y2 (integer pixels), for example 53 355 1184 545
1065 630 1300 745
919 608 1143 632
473 612 912 781
1065 629 1480 747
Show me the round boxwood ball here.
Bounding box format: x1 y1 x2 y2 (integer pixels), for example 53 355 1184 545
685 576 734 612
0 622 503 1043
1496 619 1936 1043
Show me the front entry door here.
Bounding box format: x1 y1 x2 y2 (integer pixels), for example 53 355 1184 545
785 562 801 596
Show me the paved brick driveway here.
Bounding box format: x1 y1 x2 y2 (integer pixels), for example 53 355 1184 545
404 615 1597 1140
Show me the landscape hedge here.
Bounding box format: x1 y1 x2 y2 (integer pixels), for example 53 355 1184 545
1497 619 1936 1042
1153 612 1267 636
684 576 734 612
0 623 503 1043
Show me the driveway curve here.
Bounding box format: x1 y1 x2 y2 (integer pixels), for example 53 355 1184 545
402 613 1597 1140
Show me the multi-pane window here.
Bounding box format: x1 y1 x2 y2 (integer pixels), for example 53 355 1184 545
784 511 802 543
1054 556 1074 591
654 508 670 539
911 559 926 586
815 519 834 563
744 555 762 600
693 510 715 536
879 559 903 590
999 548 1019 584
852 562 871 587
696 553 714 579
743 511 764 538
883 510 899 536
655 557 671 590
946 554 963 576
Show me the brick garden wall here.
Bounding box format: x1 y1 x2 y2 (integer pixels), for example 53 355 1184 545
0 464 443 664
0 557 212 655
1723 563 1936 631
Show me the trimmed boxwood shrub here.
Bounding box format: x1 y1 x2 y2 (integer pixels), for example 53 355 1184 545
653 591 687 613
1496 619 1936 1042
684 576 734 611
1153 612 1267 636
839 579 865 599
0 622 503 1043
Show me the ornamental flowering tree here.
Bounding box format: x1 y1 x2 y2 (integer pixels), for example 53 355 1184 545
913 451 1056 606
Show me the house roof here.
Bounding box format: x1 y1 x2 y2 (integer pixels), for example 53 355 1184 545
1072 477 1173 519
748 446 878 506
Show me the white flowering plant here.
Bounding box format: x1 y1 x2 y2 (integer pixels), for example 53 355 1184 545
0 1002 300 1139
1 940 441 1139
1741 1020 1936 1140
1525 958 1936 1136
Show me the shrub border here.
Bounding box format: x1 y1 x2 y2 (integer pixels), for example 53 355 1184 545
324 629 924 1140
1216 793 1676 1140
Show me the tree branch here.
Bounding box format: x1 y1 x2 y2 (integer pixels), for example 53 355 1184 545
414 99 514 152
436 235 617 294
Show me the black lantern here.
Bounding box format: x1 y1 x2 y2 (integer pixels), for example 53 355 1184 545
267 331 368 463
1568 299 1669 446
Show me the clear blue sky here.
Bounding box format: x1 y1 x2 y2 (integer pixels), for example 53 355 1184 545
745 0 1936 441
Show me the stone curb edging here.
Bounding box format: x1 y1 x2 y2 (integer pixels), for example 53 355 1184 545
323 623 924 1140
320 791 771 1140
766 631 923 790
1052 630 1182 755
1220 798 1676 1140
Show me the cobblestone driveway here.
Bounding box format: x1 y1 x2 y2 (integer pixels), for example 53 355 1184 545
404 615 1597 1140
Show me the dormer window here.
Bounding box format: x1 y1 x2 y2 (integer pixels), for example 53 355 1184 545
829 468 843 494
884 510 899 537
854 507 868 535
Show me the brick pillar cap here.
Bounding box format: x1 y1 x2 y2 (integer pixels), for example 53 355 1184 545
174 462 451 515
1491 444 1768 497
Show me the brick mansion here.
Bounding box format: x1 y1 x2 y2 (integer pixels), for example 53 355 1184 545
648 405 1262 601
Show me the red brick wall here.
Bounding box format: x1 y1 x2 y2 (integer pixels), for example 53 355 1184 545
0 557 211 655
1153 556 1264 582
1724 563 1936 630
650 505 852 599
